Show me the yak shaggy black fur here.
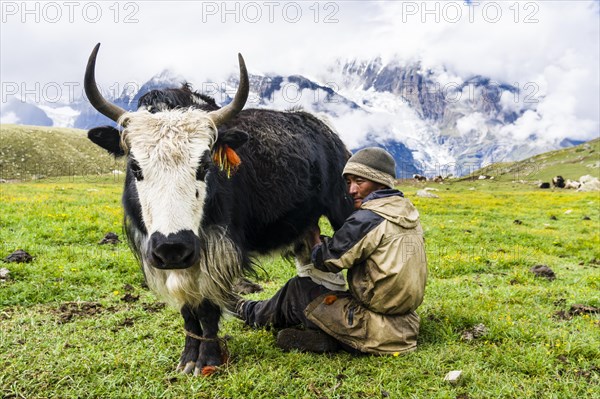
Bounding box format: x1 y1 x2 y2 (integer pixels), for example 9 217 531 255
125 84 354 253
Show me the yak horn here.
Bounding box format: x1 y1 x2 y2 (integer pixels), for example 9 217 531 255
208 54 249 127
84 43 127 124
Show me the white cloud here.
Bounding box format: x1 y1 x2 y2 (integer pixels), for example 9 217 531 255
1 0 598 142
456 112 487 135
0 111 18 124
370 0 599 142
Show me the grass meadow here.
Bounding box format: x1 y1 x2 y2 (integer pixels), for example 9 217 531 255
1 176 599 398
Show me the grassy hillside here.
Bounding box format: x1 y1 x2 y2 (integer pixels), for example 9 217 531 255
1 177 598 398
0 124 124 181
2 124 598 184
467 138 600 183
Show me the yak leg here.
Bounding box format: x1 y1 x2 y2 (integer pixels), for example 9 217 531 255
177 303 203 374
194 300 223 375
177 300 224 375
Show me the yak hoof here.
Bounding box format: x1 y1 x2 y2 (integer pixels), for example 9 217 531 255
194 365 219 377
177 360 196 374
177 341 223 376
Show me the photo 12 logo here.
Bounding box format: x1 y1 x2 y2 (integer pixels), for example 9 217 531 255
1 81 140 104
200 1 340 23
1 1 140 23
400 1 540 24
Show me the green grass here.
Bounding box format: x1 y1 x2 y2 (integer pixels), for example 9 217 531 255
0 124 124 181
1 176 598 398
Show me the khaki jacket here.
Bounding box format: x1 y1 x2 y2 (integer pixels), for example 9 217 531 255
305 190 427 354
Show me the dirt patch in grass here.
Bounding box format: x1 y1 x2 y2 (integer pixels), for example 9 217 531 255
461 323 489 341
569 304 599 315
575 366 600 381
120 293 140 303
0 308 14 320
589 258 600 267
554 304 599 321
142 302 166 313
111 316 137 332
51 301 114 324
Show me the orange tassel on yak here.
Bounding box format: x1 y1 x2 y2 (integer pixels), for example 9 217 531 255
212 145 242 178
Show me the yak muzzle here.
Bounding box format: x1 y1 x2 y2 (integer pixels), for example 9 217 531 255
148 230 200 270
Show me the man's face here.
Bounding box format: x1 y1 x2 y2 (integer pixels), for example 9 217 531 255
345 174 386 210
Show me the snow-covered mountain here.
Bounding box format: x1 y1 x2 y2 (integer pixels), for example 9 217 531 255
1 58 585 177
325 57 582 177
1 98 54 126
73 69 189 129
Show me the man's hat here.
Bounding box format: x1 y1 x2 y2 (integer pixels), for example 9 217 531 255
342 147 396 189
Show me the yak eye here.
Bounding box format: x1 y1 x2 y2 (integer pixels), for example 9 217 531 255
196 163 207 181
196 151 211 181
130 159 143 181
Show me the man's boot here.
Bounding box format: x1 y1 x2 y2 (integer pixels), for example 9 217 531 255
276 328 340 353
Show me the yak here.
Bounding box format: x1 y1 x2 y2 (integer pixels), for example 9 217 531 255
84 44 353 375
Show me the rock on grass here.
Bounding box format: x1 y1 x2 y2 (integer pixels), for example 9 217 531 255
3 249 33 263
98 232 120 245
0 268 10 281
416 190 439 198
530 265 556 280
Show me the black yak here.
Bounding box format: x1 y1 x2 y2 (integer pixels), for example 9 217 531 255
84 44 353 374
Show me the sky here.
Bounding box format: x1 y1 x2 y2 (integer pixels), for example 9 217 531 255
1 0 599 142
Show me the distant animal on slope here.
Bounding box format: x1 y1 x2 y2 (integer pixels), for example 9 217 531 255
413 174 427 182
84 43 354 375
552 175 565 188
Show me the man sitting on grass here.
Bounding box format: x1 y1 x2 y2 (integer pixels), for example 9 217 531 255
232 147 428 355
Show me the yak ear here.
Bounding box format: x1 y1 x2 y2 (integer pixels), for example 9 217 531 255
215 128 249 150
88 126 125 157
